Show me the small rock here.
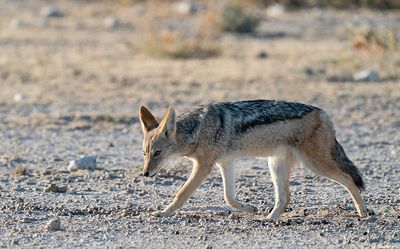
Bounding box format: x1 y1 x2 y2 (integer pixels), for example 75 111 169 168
9 19 23 29
40 6 63 18
46 219 61 231
22 217 33 223
353 69 380 82
266 4 285 18
13 93 24 102
68 156 96 171
104 16 119 29
45 183 67 193
304 67 325 76
174 1 205 15
161 180 173 186
256 51 268 59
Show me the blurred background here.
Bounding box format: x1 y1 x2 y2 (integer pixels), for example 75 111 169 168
1 0 399 119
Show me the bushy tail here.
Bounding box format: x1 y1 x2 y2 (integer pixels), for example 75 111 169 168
332 138 365 191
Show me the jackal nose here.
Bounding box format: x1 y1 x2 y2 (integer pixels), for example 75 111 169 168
144 172 149 177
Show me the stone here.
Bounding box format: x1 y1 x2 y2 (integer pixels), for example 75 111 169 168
68 156 96 171
174 1 205 15
46 219 61 231
104 16 119 29
256 51 268 59
161 180 173 186
266 4 285 18
45 183 67 193
40 6 63 18
353 69 380 82
9 19 22 29
13 93 23 102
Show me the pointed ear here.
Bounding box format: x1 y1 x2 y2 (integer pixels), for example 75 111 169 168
159 106 176 138
139 106 159 133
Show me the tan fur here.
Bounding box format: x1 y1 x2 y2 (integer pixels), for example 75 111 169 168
139 105 367 220
295 111 367 217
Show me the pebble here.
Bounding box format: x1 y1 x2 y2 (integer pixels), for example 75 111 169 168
265 4 285 18
161 180 173 186
68 156 97 171
174 1 205 15
256 51 268 59
353 69 380 82
45 183 67 193
46 219 61 231
104 16 119 29
40 6 63 18
21 217 32 223
9 19 22 29
13 93 24 102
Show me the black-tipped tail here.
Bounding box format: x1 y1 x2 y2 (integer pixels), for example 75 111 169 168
332 139 365 191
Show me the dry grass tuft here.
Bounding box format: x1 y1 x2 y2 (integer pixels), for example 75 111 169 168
142 32 221 59
218 2 261 34
349 27 398 52
136 1 223 59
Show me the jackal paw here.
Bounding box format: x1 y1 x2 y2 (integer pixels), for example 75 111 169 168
266 212 280 221
150 210 172 218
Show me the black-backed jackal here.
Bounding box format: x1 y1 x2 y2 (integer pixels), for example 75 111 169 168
139 100 367 220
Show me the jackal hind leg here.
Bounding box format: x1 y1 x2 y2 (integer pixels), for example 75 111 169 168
302 156 367 217
151 159 213 217
218 161 258 213
267 148 295 221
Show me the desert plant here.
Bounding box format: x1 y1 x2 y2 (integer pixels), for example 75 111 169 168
349 27 398 51
219 3 261 34
136 1 222 59
142 32 221 59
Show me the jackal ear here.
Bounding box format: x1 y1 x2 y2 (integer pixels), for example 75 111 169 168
139 106 159 133
159 106 176 138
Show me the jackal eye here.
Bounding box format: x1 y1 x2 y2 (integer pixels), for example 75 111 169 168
142 151 147 156
153 150 162 157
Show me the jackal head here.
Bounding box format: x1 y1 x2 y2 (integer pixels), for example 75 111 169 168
139 105 177 177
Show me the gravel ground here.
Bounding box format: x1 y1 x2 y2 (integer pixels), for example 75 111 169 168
0 0 399 248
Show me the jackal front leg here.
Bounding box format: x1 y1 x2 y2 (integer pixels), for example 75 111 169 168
151 160 212 217
218 162 258 213
267 155 292 221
